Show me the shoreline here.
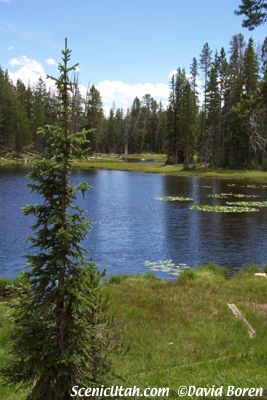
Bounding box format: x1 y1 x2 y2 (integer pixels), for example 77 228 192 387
2 155 267 181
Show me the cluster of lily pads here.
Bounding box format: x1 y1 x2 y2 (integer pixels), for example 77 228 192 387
144 260 190 276
226 201 267 208
154 181 267 213
154 196 193 202
227 183 267 189
208 193 260 199
190 204 259 213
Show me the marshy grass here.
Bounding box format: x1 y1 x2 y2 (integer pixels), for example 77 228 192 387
107 267 267 397
0 266 266 399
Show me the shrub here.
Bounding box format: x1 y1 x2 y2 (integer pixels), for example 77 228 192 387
0 278 13 298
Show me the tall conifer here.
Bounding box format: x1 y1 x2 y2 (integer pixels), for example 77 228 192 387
3 39 110 400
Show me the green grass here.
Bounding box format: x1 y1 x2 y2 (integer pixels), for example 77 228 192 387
1 268 266 399
120 153 167 162
0 302 29 399
71 158 267 181
107 270 267 398
4 154 267 181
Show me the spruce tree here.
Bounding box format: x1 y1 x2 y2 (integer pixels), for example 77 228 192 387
3 39 110 400
84 85 104 153
206 58 221 165
243 37 259 94
235 0 267 30
190 57 198 96
199 42 212 115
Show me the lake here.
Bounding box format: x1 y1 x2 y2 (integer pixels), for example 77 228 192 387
1 167 267 279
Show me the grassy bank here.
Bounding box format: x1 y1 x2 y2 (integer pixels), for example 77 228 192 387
3 153 267 180
72 158 267 180
0 266 266 399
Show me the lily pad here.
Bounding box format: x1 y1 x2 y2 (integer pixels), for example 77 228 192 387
154 196 193 202
144 260 190 276
246 184 259 189
226 201 267 208
190 205 259 213
207 193 260 199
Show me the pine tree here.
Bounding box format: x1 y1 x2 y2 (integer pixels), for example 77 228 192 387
0 69 18 149
235 0 267 30
199 42 212 115
206 57 221 164
217 47 229 165
84 85 104 153
155 102 167 154
244 37 259 94
180 81 197 166
114 108 124 153
15 80 32 154
190 57 198 96
199 43 212 162
129 96 141 153
225 34 246 166
32 77 46 150
2 39 110 400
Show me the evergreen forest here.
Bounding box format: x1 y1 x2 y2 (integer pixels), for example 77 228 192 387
1 33 267 168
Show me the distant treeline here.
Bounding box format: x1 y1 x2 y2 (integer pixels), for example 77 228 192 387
1 33 267 168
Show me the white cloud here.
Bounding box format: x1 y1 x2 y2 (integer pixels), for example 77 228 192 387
8 55 54 89
78 83 88 97
96 80 170 111
168 69 177 79
7 46 14 51
1 0 11 4
9 55 203 112
45 58 56 66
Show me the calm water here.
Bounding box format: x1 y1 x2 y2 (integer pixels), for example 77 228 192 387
1 167 267 279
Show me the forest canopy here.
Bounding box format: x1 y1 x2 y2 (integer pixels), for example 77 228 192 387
0 33 267 169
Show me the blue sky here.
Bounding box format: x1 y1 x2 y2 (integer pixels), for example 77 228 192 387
1 0 267 110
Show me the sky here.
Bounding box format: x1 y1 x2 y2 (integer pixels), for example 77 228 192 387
1 0 267 112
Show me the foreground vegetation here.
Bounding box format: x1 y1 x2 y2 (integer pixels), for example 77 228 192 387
1 266 266 399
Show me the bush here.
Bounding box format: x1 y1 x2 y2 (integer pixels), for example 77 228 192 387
0 278 14 298
263 263 267 274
